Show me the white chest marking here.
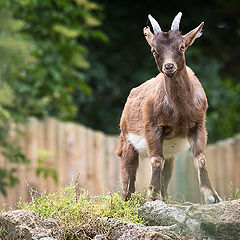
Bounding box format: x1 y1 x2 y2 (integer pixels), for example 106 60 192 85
127 133 189 159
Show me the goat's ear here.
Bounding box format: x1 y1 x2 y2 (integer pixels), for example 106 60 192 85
143 26 154 46
183 22 204 48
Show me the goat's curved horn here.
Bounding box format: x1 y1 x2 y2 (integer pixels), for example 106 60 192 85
148 14 162 34
171 12 182 31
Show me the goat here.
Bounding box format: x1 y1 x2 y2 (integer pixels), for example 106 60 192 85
116 12 221 204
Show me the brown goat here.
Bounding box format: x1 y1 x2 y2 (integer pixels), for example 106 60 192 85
116 12 221 204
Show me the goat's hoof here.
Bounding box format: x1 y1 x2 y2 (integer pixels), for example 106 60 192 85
123 192 131 201
206 194 222 204
147 188 160 201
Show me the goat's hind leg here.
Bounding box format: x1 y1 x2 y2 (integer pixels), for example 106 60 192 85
161 156 175 200
120 142 139 201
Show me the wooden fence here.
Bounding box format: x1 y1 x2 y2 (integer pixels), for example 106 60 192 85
0 117 240 208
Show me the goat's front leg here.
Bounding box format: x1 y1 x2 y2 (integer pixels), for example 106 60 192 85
188 124 222 204
145 124 165 200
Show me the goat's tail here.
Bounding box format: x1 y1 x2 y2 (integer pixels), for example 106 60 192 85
116 133 124 157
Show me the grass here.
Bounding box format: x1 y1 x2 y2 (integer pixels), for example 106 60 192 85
17 185 148 239
0 226 8 240
228 182 240 200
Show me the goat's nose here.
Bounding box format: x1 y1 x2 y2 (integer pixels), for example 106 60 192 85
164 63 174 70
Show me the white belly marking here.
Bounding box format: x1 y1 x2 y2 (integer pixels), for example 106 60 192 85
127 133 189 158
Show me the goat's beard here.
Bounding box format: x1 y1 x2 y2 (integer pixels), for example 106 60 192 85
163 70 176 78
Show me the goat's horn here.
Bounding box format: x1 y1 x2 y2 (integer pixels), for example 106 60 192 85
148 14 162 34
171 12 182 31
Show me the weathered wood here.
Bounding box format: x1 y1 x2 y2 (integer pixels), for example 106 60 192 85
0 117 240 208
107 136 119 191
136 157 150 192
0 149 7 209
36 119 46 193
77 125 88 189
95 131 106 194
43 118 57 193
56 120 67 187
87 128 97 193
233 136 240 196
224 139 235 198
25 118 38 201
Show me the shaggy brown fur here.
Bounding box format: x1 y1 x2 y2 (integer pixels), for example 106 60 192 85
116 13 221 204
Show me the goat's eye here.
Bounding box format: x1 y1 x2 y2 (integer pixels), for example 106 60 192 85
179 45 185 51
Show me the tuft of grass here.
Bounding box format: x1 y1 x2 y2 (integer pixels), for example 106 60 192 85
0 226 8 240
17 185 148 239
228 182 240 200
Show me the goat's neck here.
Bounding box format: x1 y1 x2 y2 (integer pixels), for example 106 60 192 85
164 67 193 106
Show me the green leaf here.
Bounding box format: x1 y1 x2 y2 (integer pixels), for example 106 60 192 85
71 53 90 69
91 30 109 43
53 24 80 38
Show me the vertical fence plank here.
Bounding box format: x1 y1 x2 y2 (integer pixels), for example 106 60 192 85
77 125 88 189
43 118 57 192
213 142 224 197
186 153 200 203
107 136 118 191
87 128 97 193
12 123 28 204
224 139 235 198
56 120 67 188
206 145 214 186
64 122 75 184
213 144 221 194
69 123 82 185
219 141 228 196
95 131 106 194
0 149 7 209
233 136 240 193
171 151 200 202
136 157 150 192
24 118 39 201
113 137 121 191
5 122 18 208
36 119 46 193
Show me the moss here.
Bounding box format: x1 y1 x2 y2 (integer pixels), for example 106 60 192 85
201 222 216 236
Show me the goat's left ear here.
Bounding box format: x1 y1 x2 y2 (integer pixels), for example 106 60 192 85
183 22 204 48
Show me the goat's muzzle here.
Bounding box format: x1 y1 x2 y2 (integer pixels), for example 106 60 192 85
163 63 177 77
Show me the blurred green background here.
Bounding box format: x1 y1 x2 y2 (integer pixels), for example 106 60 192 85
0 0 240 195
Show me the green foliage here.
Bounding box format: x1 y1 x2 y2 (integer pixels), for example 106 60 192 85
0 117 30 196
0 0 105 196
18 185 147 238
187 51 240 143
36 150 58 184
1 0 107 120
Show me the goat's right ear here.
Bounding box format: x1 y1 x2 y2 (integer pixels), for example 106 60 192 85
143 26 154 46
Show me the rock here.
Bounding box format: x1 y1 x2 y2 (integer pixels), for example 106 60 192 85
1 200 239 240
0 209 63 240
139 199 240 240
104 218 188 240
94 235 107 240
